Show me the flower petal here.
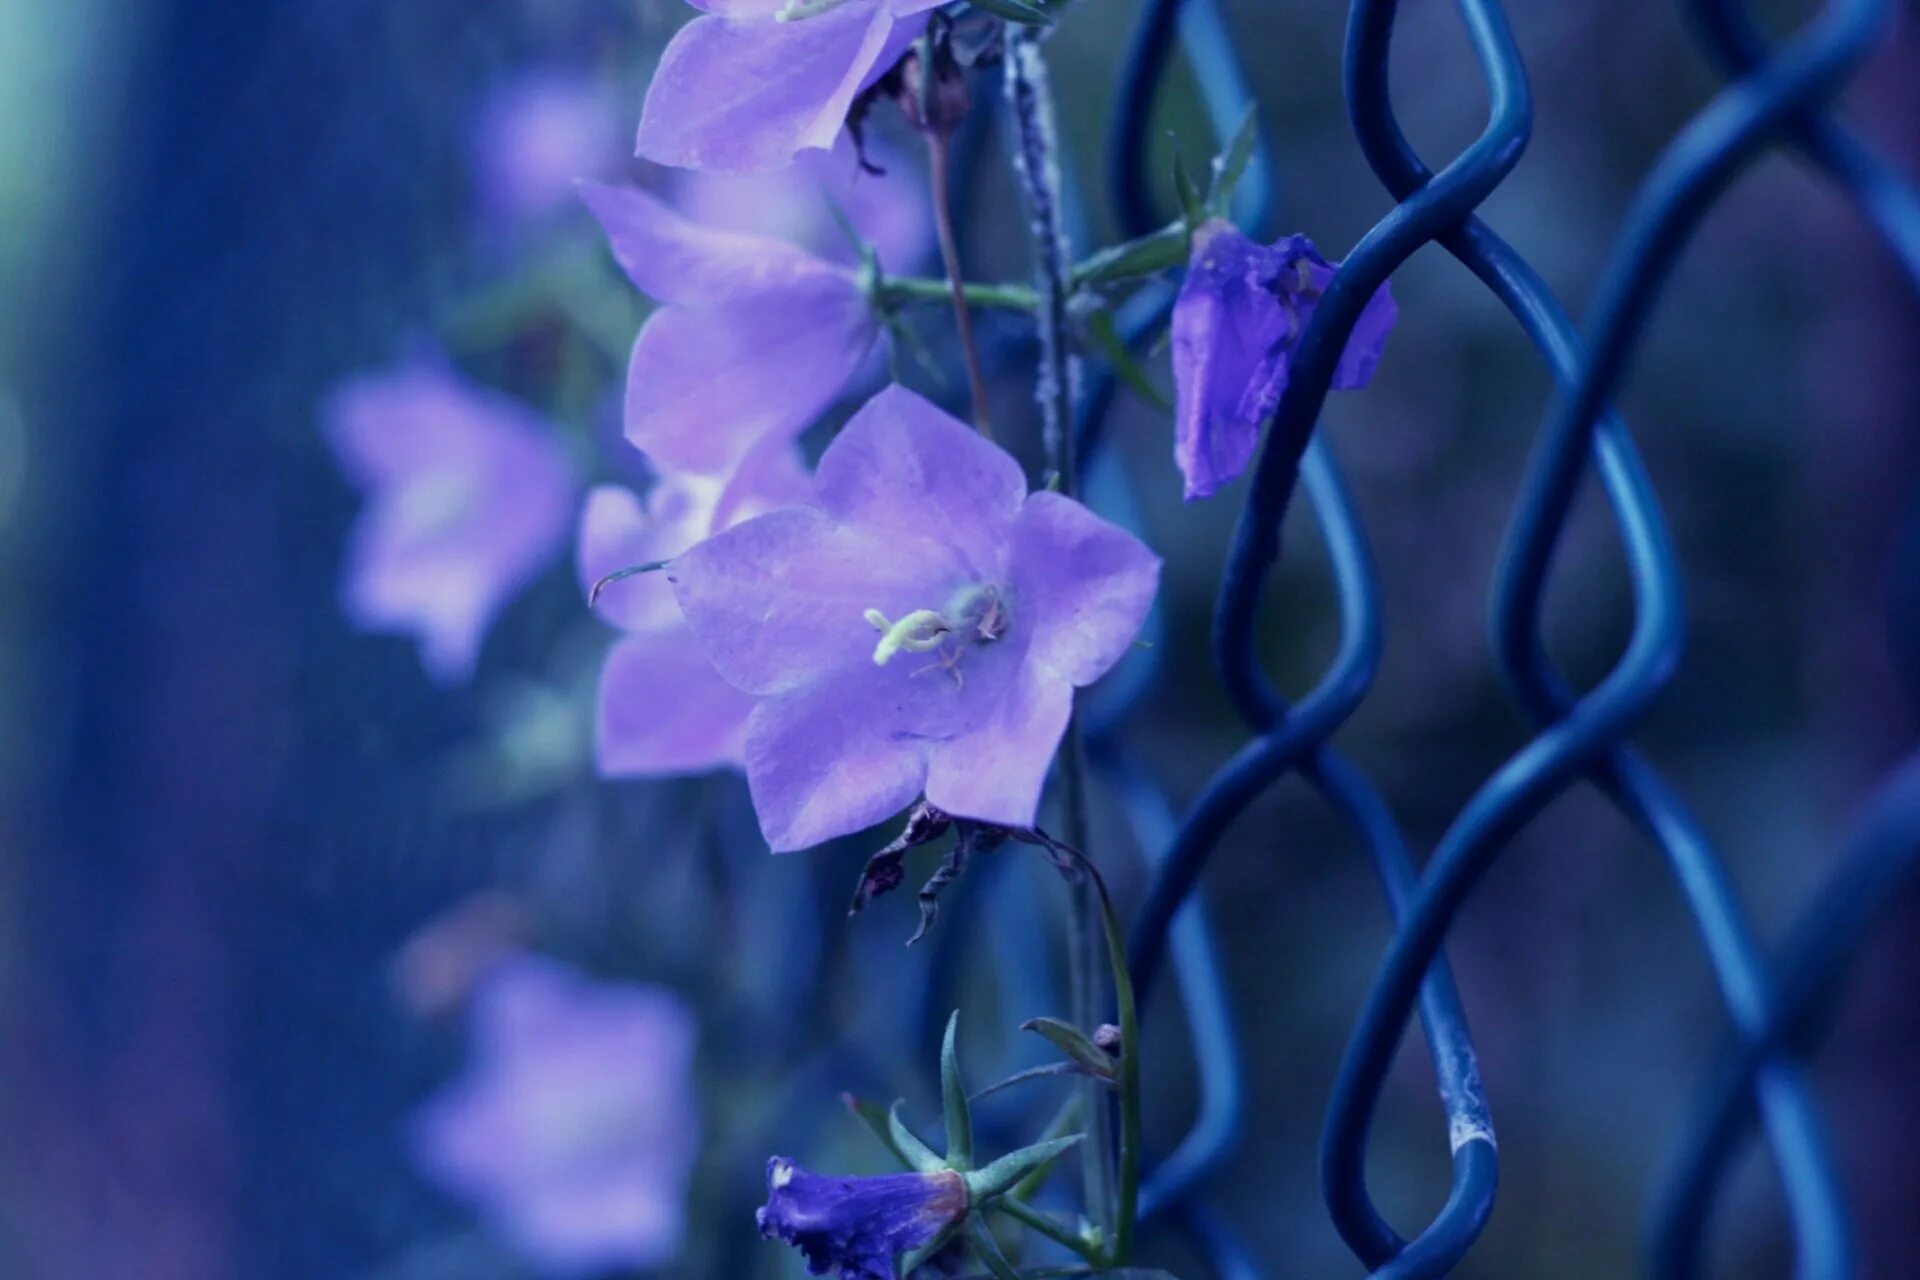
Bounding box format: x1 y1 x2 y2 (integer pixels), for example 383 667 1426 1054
1332 278 1397 389
1010 491 1161 687
637 5 922 173
579 181 839 305
745 680 930 851
923 662 1071 829
669 505 961 697
625 276 876 476
579 482 716 633
814 384 1029 575
597 629 756 777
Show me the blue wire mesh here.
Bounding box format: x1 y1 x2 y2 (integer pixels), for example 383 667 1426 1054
1080 0 1920 1276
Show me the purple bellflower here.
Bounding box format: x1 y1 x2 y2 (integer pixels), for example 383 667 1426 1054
1171 219 1398 501
324 358 577 684
472 70 620 229
580 181 881 479
409 955 699 1276
666 385 1161 851
756 1157 968 1280
580 443 812 777
637 0 946 173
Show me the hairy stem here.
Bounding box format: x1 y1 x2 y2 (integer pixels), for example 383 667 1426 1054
927 131 996 437
877 275 1038 311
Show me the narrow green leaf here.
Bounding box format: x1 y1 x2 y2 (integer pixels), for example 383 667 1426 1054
1172 148 1205 227
940 1012 974 1170
969 0 1052 25
1080 311 1172 415
1206 103 1262 217
1021 1016 1119 1080
963 1134 1084 1203
967 1219 1023 1280
1070 222 1190 289
888 1101 947 1174
842 1094 911 1167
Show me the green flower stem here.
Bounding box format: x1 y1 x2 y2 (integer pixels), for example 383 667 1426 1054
876 275 1040 311
1092 864 1142 1263
993 1199 1108 1267
969 1220 1024 1280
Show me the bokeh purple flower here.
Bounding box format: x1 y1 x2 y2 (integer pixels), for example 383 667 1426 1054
668 385 1161 851
1171 219 1397 500
756 1157 967 1280
472 70 620 229
410 955 699 1276
668 135 932 273
324 358 577 684
581 181 881 478
637 0 946 173
580 444 811 777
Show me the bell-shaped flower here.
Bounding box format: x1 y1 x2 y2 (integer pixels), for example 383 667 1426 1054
638 0 946 173
409 956 699 1275
1171 219 1397 500
580 444 811 777
755 1157 968 1280
581 181 881 479
324 358 577 684
667 385 1161 851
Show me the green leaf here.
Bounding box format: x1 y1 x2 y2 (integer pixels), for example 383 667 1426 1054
962 1134 1084 1203
1021 1016 1119 1080
1206 103 1262 218
1080 312 1172 415
842 1094 912 1168
1070 222 1190 289
966 1219 1022 1280
1172 146 1205 227
940 1012 974 1170
888 1101 947 1174
969 0 1053 25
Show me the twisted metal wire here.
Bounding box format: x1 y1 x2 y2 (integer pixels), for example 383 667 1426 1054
1094 0 1920 1275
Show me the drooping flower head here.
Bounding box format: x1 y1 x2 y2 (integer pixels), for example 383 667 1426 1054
580 443 812 777
756 1157 967 1280
638 0 946 173
472 70 620 229
324 358 577 684
667 385 1161 851
409 956 699 1275
1171 219 1397 500
580 181 881 478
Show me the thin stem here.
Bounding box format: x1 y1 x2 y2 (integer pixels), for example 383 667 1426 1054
993 1200 1108 1267
928 130 995 437
968 1220 1023 1280
878 276 1038 311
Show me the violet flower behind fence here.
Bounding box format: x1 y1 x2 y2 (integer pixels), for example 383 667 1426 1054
756 1157 967 1280
580 181 880 478
409 955 699 1276
668 384 1160 851
637 0 945 173
324 358 576 684
581 444 812 777
1172 219 1397 500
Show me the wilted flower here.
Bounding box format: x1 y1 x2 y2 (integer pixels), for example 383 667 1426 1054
756 1157 967 1280
580 444 811 777
637 0 945 173
472 70 620 228
409 956 699 1276
324 358 576 684
581 182 882 478
668 385 1160 851
1171 219 1397 500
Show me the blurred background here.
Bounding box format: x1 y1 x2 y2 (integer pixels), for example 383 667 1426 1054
2 1 1917 1277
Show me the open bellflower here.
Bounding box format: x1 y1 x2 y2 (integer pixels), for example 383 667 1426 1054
324 358 576 684
638 0 946 173
581 182 880 478
581 444 811 777
756 1158 967 1280
1171 219 1398 500
668 385 1161 851
409 956 699 1276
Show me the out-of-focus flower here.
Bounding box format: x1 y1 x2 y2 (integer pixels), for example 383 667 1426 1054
409 956 699 1276
668 135 931 273
667 385 1160 851
324 358 577 684
755 1157 967 1280
1171 219 1397 500
636 0 945 173
392 892 531 1019
580 443 811 777
580 182 881 477
472 70 621 228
